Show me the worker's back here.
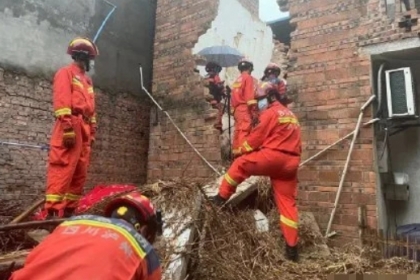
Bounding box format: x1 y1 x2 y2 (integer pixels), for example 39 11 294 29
251 100 301 156
10 215 161 280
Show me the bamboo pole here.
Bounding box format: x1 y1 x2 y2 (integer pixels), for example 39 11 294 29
0 219 66 232
324 96 376 238
9 198 45 224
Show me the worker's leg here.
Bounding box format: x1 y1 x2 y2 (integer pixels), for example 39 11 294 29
271 177 299 247
65 122 91 213
213 102 223 133
232 105 252 151
45 120 83 215
218 149 294 200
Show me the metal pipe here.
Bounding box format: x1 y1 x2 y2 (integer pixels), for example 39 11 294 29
93 0 117 43
375 63 385 117
138 65 221 176
0 141 49 151
324 95 376 238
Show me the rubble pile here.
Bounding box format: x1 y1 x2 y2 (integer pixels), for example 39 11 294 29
1 180 419 279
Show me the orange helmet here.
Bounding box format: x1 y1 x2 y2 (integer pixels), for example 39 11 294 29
256 81 277 100
104 191 162 235
67 37 99 59
238 58 254 72
264 63 281 76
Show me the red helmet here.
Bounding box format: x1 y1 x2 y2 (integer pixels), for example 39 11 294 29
104 191 156 222
256 81 277 100
264 63 281 76
67 37 99 59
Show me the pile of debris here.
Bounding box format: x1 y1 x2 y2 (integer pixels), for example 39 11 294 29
1 178 420 279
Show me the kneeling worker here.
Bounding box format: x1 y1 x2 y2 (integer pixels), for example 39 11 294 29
210 82 301 262
10 190 163 280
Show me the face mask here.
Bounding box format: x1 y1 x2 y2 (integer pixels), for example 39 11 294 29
87 60 95 72
258 98 269 111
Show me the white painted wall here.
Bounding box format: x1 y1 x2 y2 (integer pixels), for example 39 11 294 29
192 0 274 85
192 0 275 151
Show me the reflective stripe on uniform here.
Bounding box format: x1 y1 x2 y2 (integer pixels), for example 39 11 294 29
278 117 299 125
65 193 81 201
247 99 257 105
232 82 241 88
88 87 94 94
63 131 75 137
46 194 64 202
280 215 298 229
224 173 238 187
60 220 147 259
55 108 72 117
72 78 84 89
90 117 97 124
242 141 253 152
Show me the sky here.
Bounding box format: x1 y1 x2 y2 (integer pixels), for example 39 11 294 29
259 0 289 22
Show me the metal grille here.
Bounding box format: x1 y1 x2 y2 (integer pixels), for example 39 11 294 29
389 71 409 115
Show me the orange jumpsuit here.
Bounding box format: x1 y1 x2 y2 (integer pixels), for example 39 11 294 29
218 101 301 246
10 215 161 280
230 72 257 152
45 63 97 213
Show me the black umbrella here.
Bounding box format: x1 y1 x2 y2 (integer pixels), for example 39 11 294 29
196 45 244 67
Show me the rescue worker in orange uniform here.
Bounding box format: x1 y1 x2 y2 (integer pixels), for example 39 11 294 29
261 63 287 98
44 37 99 218
231 58 258 154
204 62 225 133
10 190 163 280
210 82 301 262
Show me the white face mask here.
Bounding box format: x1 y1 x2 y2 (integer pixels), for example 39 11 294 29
258 98 269 111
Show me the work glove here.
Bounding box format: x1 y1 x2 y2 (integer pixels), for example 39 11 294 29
249 104 259 127
63 128 76 149
232 148 243 158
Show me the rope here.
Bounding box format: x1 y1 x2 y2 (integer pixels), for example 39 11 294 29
138 65 221 176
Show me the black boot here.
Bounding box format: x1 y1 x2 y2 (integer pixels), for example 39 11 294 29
285 243 299 262
208 194 227 207
63 208 75 218
45 209 60 220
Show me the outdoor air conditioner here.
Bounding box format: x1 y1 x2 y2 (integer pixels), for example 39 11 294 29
385 67 417 118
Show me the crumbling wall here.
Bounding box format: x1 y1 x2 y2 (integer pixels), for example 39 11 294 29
237 0 259 18
0 69 150 207
147 0 221 181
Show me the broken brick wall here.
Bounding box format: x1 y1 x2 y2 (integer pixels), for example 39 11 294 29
285 0 420 245
147 0 222 182
237 0 259 18
0 68 150 209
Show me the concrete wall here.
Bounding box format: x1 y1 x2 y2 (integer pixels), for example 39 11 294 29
367 46 420 230
0 0 156 93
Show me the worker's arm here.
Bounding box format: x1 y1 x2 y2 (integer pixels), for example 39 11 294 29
132 250 162 280
236 111 273 155
243 75 257 107
53 68 74 134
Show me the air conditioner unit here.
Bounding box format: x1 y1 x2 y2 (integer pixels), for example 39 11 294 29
385 67 417 118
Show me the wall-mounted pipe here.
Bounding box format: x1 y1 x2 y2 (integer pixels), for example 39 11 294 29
376 63 386 117
93 0 117 43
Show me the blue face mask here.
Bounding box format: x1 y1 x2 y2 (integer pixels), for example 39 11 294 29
258 98 269 110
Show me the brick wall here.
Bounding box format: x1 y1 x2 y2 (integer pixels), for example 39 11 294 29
148 0 222 182
284 0 420 245
0 68 150 211
238 0 259 18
